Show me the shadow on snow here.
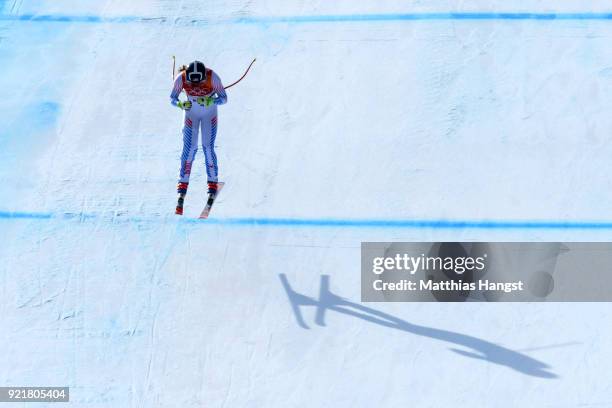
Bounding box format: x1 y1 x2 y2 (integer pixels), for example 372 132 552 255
279 274 557 379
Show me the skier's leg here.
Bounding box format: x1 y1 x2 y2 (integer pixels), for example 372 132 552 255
178 114 199 191
176 113 199 214
201 108 219 195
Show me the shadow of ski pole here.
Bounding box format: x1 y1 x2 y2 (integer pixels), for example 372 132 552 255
279 274 558 379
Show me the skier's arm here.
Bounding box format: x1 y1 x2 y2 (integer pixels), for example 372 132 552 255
170 74 183 107
212 72 227 105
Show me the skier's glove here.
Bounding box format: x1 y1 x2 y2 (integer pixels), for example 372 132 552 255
177 100 192 110
197 96 215 107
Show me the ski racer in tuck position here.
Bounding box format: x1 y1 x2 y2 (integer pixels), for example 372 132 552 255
170 60 227 215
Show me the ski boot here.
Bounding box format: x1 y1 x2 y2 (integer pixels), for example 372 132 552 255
175 182 189 215
206 181 219 206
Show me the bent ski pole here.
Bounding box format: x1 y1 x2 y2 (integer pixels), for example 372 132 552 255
224 58 256 90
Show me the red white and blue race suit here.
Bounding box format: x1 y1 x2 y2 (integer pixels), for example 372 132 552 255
170 69 227 194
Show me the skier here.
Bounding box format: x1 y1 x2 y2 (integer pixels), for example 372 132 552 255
170 60 227 215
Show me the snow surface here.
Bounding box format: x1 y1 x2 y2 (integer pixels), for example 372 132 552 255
1 0 612 406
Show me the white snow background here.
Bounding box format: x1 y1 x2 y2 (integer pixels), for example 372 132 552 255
1 1 612 406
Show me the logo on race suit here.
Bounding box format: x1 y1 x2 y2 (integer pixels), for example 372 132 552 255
183 69 215 96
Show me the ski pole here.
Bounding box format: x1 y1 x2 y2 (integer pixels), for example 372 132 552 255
172 55 176 79
224 58 256 90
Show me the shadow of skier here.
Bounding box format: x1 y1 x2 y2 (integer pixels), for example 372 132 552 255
279 274 557 379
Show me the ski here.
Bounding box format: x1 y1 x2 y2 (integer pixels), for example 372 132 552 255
198 182 225 219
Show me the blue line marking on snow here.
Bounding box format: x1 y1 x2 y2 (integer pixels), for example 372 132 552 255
3 210 612 229
0 14 141 23
0 211 53 220
2 12 612 25
234 12 612 24
201 218 612 229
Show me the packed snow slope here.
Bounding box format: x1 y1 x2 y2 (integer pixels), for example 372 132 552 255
1 0 612 406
